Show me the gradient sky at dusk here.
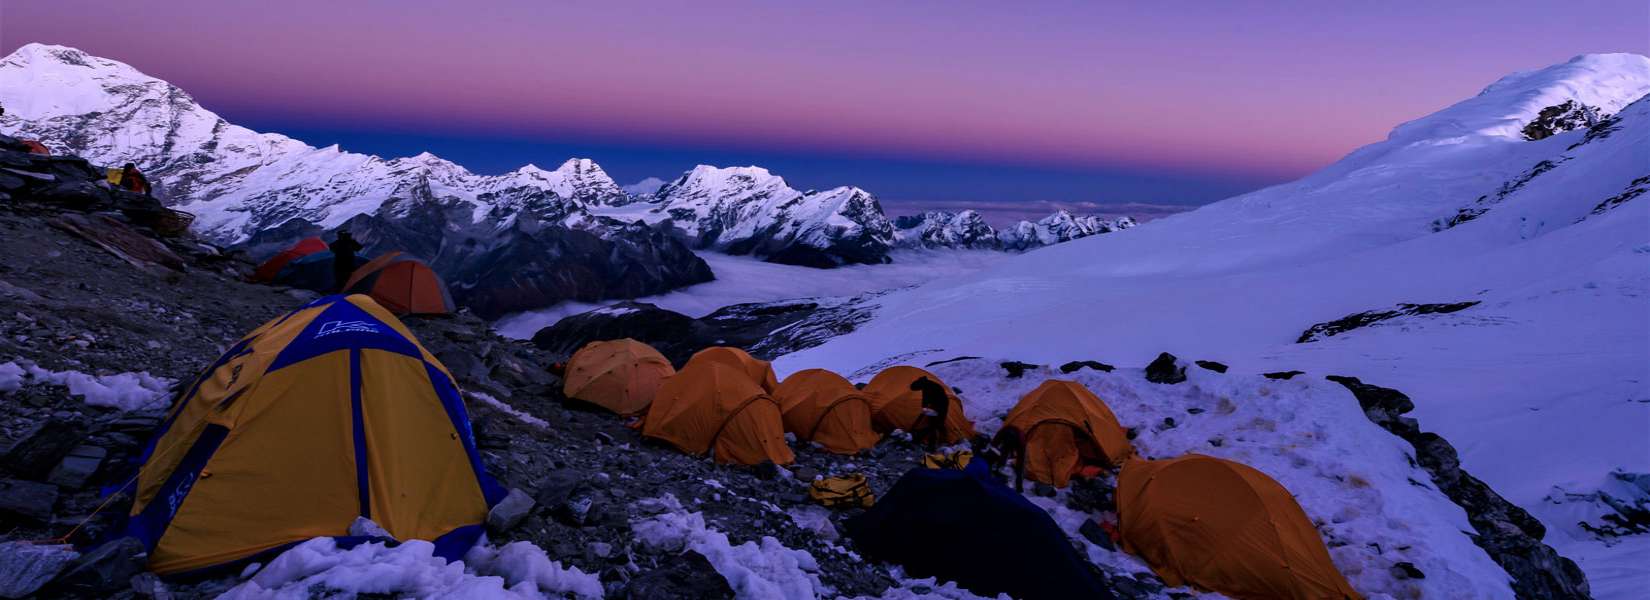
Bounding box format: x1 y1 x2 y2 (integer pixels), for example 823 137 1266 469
3 1 1646 217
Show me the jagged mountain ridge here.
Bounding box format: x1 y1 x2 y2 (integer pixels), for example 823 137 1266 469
892 208 1136 251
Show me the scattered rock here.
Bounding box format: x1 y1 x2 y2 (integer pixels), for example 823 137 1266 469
1077 519 1115 552
486 488 536 533
0 542 77 599
0 479 58 523
999 361 1040 379
1194 360 1227 373
1392 561 1426 579
1032 482 1056 497
53 536 146 596
46 445 106 489
752 460 781 481
3 418 84 480
619 550 734 600
1263 370 1304 380
1144 353 1185 384
128 571 171 600
1059 360 1114 374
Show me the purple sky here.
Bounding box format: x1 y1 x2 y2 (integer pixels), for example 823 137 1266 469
4 1 1646 217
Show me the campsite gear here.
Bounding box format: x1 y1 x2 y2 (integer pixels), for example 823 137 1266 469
1117 455 1361 600
122 295 505 575
563 339 675 415
106 167 123 185
920 449 972 470
809 474 875 509
774 369 880 454
341 251 455 315
21 139 49 155
684 346 778 393
862 366 975 444
148 209 195 237
273 251 368 292
641 361 794 465
1001 379 1133 487
328 232 364 293
253 237 328 283
847 460 1116 600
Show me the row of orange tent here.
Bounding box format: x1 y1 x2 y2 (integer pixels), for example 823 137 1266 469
559 338 1360 599
251 237 453 315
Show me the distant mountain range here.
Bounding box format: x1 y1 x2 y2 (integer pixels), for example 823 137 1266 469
0 42 1134 315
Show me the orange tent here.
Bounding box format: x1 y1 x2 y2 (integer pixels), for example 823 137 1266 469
862 366 975 444
22 140 50 155
684 346 778 394
343 251 455 315
563 339 675 415
252 237 328 283
775 369 881 454
1001 379 1133 487
642 361 794 465
1117 455 1362 600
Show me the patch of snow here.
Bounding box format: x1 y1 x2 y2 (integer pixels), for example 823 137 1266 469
470 391 548 430
633 494 825 600
222 536 600 600
0 361 172 411
622 177 667 197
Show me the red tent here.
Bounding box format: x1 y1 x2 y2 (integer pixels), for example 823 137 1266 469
252 237 328 283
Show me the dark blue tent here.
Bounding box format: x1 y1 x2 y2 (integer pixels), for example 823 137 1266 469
273 252 367 292
847 461 1115 600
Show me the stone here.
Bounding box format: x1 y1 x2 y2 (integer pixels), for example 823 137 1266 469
752 460 780 481
55 537 146 595
1194 360 1228 373
998 361 1039 379
1058 360 1114 374
128 572 171 600
1263 370 1305 380
535 469 584 509
486 488 536 533
793 466 820 482
1077 519 1115 552
620 550 734 600
3 418 84 480
0 542 77 599
1144 353 1185 384
46 445 106 489
1391 561 1425 579
0 479 58 522
1032 482 1056 497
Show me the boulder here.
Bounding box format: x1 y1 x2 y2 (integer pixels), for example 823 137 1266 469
0 479 58 522
46 445 106 489
1194 360 1228 373
1059 360 1114 374
1143 353 1185 384
621 550 734 600
999 361 1040 379
486 488 536 533
53 537 146 596
3 418 84 480
0 542 77 599
1263 370 1304 380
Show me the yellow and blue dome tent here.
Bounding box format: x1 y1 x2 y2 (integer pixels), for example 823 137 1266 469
123 294 505 575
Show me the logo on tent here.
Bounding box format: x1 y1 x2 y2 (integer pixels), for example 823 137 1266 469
316 320 380 338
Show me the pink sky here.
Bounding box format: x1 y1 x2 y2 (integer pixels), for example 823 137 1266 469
3 1 1646 193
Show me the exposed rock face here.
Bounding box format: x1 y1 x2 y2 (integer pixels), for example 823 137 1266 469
1297 301 1480 343
1522 100 1605 141
892 210 1002 250
649 166 897 267
531 297 872 366
997 210 1136 251
1326 375 1590 600
1143 352 1186 384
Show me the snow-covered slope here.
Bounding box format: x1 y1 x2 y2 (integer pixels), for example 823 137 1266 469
0 43 626 241
778 53 1650 598
648 165 897 266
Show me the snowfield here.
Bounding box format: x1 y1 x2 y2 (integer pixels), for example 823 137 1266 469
777 53 1650 598
494 250 1009 339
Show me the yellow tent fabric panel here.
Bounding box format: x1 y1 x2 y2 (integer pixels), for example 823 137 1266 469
359 348 488 541
150 353 360 574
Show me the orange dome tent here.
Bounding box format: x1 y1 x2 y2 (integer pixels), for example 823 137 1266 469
1001 379 1134 487
563 339 675 415
862 366 975 444
252 237 328 283
684 346 778 393
642 361 794 465
775 369 881 454
343 251 455 315
1117 455 1362 600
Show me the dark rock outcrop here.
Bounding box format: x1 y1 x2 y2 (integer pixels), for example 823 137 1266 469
1522 100 1604 141
1060 360 1115 374
1263 370 1305 380
1000 361 1041 379
1326 375 1590 600
1298 302 1480 343
532 298 868 366
1143 353 1185 384
1194 360 1228 373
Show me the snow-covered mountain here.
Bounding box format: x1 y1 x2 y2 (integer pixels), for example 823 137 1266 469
892 208 1135 251
641 165 897 266
778 53 1650 598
